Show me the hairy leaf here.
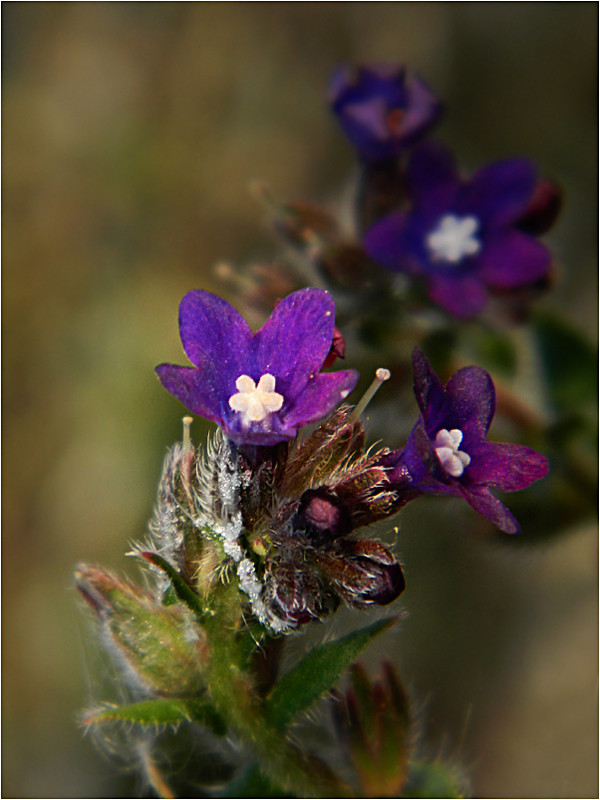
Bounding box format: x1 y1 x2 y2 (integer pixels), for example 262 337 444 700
265 617 397 731
84 697 226 735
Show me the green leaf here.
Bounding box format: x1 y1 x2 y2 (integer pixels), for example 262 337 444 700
265 617 397 731
533 312 597 415
161 584 177 606
84 697 227 735
402 759 465 798
139 550 208 622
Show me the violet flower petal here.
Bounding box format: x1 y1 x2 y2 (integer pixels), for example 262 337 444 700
458 484 521 534
284 370 359 429
466 158 537 228
178 290 252 398
154 364 227 426
427 272 488 318
363 211 424 275
479 230 551 289
254 288 336 400
466 441 549 490
330 64 441 162
444 365 496 437
400 75 443 146
411 347 446 421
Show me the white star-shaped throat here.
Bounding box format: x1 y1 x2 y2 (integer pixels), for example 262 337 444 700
228 373 284 425
426 214 481 264
434 428 471 478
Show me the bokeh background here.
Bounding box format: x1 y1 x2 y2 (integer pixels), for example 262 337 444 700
2 3 597 798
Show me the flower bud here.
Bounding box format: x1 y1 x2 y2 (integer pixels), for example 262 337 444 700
294 488 352 544
316 540 405 608
331 661 411 797
516 178 562 235
75 564 208 696
264 560 339 627
343 540 405 605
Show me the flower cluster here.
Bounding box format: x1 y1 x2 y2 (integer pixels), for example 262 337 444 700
75 60 563 798
153 289 548 632
328 63 561 317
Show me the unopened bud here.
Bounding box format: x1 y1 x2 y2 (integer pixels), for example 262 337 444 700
75 564 208 696
294 488 352 544
517 178 562 235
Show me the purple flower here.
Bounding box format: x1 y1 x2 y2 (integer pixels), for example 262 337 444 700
387 348 549 533
364 142 553 317
156 289 358 446
329 64 441 163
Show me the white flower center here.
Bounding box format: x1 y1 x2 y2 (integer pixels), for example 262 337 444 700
228 373 284 425
426 214 481 264
434 428 471 478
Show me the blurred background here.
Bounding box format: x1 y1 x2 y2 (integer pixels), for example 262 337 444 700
2 3 597 797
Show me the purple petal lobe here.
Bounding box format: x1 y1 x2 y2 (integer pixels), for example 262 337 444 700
427 272 488 318
479 231 551 289
155 364 225 425
254 289 336 400
445 365 496 436
363 212 423 274
178 291 253 400
411 348 445 420
459 484 521 534
467 158 537 227
467 441 549 490
284 370 359 429
400 75 443 146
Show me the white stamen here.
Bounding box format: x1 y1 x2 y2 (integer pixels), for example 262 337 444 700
182 416 193 453
434 428 471 478
426 214 481 264
228 373 284 425
349 367 391 423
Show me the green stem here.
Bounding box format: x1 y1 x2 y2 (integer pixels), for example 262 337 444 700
204 613 350 798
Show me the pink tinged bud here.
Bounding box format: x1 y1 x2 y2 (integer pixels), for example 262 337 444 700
294 488 352 543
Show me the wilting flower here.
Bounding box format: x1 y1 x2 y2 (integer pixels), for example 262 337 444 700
364 142 554 317
156 289 358 446
386 349 549 533
329 63 441 163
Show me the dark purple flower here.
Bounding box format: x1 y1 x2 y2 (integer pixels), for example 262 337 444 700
156 289 358 446
387 348 549 533
364 142 553 317
329 64 441 163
